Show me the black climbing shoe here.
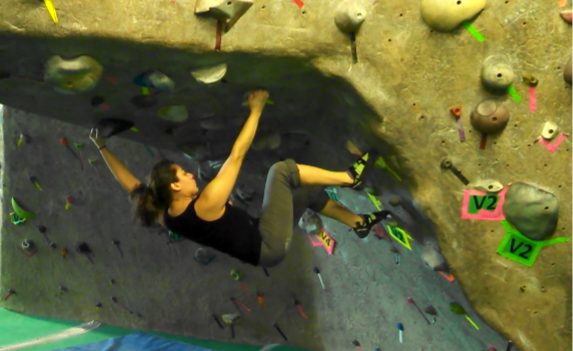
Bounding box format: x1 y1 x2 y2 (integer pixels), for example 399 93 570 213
343 152 373 190
353 210 394 239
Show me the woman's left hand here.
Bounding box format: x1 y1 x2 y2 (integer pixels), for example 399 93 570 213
227 199 233 206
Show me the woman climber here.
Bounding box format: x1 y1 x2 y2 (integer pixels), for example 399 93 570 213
89 89 393 268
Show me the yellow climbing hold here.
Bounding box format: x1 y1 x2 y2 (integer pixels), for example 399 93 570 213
374 156 402 182
44 0 59 24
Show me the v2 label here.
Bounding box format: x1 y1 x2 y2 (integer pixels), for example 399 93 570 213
508 238 533 259
472 195 498 211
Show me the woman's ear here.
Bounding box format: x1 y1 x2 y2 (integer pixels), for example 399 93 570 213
170 182 180 192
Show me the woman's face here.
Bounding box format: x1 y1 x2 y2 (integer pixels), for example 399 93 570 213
170 164 199 197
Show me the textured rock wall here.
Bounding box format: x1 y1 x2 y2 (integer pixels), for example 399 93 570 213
0 0 571 350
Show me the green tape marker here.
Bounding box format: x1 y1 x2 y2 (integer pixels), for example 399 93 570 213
130 127 139 132
508 85 522 102
462 21 485 42
497 220 569 266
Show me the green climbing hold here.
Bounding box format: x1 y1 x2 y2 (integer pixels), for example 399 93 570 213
11 197 35 219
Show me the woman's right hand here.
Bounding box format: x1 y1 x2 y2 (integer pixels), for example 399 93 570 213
248 89 269 112
89 127 105 148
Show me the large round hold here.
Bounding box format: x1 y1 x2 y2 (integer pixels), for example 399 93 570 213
502 182 559 240
44 56 103 94
420 0 486 32
470 99 510 134
334 1 367 34
481 55 515 90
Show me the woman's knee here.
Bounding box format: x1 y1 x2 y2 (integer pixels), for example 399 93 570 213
258 244 288 268
268 159 300 188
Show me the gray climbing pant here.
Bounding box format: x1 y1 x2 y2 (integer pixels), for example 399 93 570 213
258 159 330 268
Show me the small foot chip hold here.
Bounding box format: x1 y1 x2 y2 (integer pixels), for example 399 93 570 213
471 179 504 193
541 121 559 140
440 158 469 185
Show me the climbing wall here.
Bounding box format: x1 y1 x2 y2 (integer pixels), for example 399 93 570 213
0 0 571 350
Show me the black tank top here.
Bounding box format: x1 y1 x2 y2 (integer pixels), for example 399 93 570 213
163 196 262 266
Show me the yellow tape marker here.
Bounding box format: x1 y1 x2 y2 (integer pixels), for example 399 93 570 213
386 225 413 250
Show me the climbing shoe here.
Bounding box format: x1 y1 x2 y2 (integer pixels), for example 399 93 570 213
353 210 394 239
343 152 373 190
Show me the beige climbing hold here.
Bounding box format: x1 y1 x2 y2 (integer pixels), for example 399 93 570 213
561 10 572 24
472 179 504 193
470 99 509 134
44 56 103 94
481 55 514 90
195 0 253 32
157 105 188 123
420 0 486 32
541 122 559 140
191 63 228 84
334 1 367 34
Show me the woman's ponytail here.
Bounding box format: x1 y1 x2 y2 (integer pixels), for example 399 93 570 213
130 183 161 227
130 160 177 228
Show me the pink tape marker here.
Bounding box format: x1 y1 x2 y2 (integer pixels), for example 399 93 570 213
529 86 537 112
307 228 335 255
461 187 508 221
538 133 568 153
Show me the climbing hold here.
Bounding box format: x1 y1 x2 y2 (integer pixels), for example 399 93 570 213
472 179 504 192
94 118 135 139
44 56 103 94
502 182 559 240
157 105 188 123
11 197 35 219
191 63 228 84
440 158 469 185
21 239 35 253
422 242 449 273
563 54 572 84
541 122 559 140
195 0 254 32
420 0 486 32
522 74 538 87
470 99 509 134
299 210 323 236
334 1 367 34
481 55 515 91
133 69 175 93
560 10 572 24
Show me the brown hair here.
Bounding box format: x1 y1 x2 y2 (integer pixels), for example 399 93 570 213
129 159 178 227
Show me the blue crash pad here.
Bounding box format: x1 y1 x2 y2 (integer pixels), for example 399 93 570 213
56 332 215 351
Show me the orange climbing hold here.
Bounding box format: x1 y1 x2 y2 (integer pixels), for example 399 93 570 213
450 106 462 118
